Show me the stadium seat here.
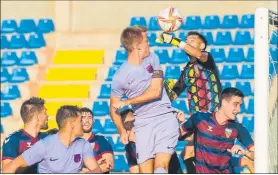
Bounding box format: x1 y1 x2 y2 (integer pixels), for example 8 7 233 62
200 31 214 45
91 119 102 134
210 48 226 63
27 33 46 48
37 18 55 33
106 66 119 81
179 91 187 98
147 32 157 47
1 35 9 49
269 62 278 78
172 100 189 114
1 85 21 100
221 82 232 90
240 65 254 79
105 136 115 148
227 47 244 62
18 51 38 66
221 15 239 29
114 49 127 65
1 102 12 118
165 66 181 79
1 68 10 83
240 101 246 114
245 47 254 62
113 155 129 172
92 101 109 116
45 101 82 117
270 47 277 62
221 65 239 80
246 98 254 114
10 34 27 49
39 84 90 98
178 156 186 172
45 68 97 81
54 50 104 64
148 16 160 30
239 14 254 28
114 137 125 152
130 16 147 27
183 16 202 30
179 31 188 41
98 84 111 99
235 81 253 96
270 31 278 45
10 68 29 83
1 51 18 67
170 49 189 64
103 119 118 134
203 15 220 29
242 116 254 133
176 141 187 151
214 31 232 45
1 19 17 33
18 19 36 33
234 31 253 45
154 49 169 64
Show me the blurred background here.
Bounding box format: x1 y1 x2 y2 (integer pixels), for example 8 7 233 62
1 0 277 173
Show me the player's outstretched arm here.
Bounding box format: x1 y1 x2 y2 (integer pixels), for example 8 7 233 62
2 155 28 173
83 157 102 173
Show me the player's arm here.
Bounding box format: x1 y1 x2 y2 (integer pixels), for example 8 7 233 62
156 32 208 62
180 113 198 137
83 141 102 173
2 155 28 173
110 96 127 136
100 137 114 171
237 124 254 161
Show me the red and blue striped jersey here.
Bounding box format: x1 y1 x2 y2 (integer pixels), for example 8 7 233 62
181 112 254 173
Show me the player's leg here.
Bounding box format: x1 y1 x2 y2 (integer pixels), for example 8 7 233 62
168 152 183 174
139 159 154 173
125 141 139 173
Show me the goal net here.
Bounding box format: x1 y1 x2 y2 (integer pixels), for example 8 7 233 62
255 8 278 173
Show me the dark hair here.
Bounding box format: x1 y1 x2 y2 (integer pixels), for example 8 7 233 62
187 31 208 50
80 107 94 117
220 87 244 106
20 97 45 123
56 105 80 129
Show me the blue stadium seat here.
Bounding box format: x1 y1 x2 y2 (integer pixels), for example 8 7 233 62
200 31 214 45
10 68 29 83
179 31 188 41
103 119 118 134
242 116 254 133
270 47 277 62
148 16 160 30
106 66 119 81
240 65 254 79
183 16 202 30
154 49 169 64
221 15 239 29
114 137 125 152
147 32 157 47
246 98 254 114
1 51 18 67
235 81 253 96
18 19 36 33
239 14 254 28
227 47 244 62
214 31 232 45
91 119 102 133
1 19 17 33
270 31 278 45
114 49 127 65
1 68 10 83
165 66 181 79
245 47 254 62
18 51 38 66
170 49 189 64
203 15 220 29
269 62 278 78
10 34 27 49
1 85 21 100
37 18 55 33
113 155 129 172
240 101 246 114
178 156 186 172
1 102 13 118
176 141 187 151
221 82 232 90
92 101 109 116
27 33 46 48
172 100 189 114
1 35 9 49
221 65 239 80
98 84 111 99
179 91 187 98
105 136 115 148
210 48 226 63
130 16 147 27
234 31 253 45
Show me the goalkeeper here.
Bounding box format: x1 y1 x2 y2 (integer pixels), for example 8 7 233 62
157 31 222 173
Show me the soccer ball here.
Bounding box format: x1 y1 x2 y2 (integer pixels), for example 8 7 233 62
157 7 183 32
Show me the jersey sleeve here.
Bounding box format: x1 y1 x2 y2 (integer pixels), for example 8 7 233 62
150 53 162 71
83 141 95 160
22 140 46 166
2 136 18 160
236 124 254 150
172 69 187 97
181 113 198 133
111 76 125 98
99 136 114 155
197 51 216 70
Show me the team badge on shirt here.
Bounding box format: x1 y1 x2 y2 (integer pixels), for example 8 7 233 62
74 154 81 163
225 128 233 138
146 64 154 73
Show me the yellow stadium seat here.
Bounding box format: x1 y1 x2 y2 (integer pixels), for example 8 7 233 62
46 68 97 81
54 50 104 64
38 84 90 98
45 101 83 116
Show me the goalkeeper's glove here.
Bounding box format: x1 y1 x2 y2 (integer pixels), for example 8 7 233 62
156 32 186 49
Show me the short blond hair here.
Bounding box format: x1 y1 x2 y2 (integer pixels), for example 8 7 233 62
120 26 147 52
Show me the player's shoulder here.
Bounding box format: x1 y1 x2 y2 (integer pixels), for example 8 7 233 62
38 131 49 139
95 134 109 142
194 111 213 120
3 130 23 145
